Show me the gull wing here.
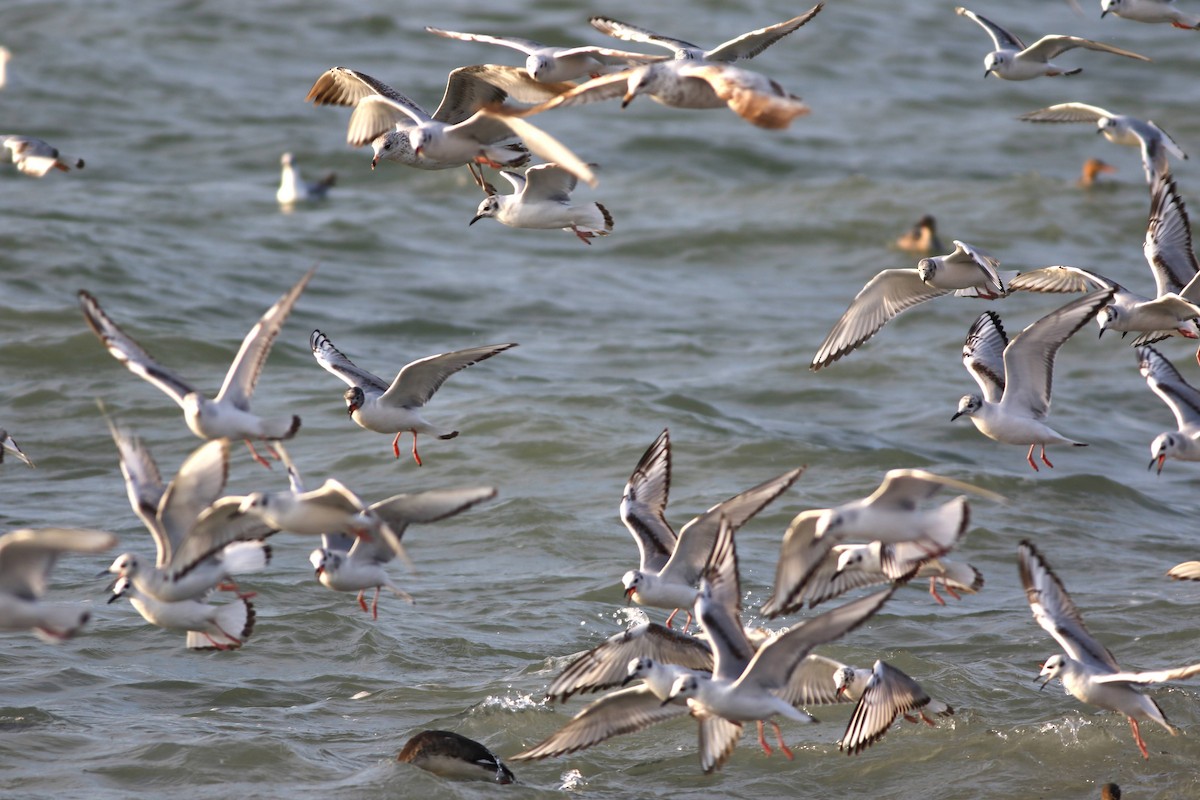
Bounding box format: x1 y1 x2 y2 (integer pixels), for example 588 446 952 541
157 440 230 566
838 660 932 755
696 518 756 681
367 486 497 558
215 266 316 410
658 467 803 587
811 269 948 370
761 509 835 618
309 330 390 394
780 544 895 610
955 7 1026 51
78 290 196 408
999 290 1112 419
697 714 744 774
0 528 118 599
620 429 675 574
544 622 712 702
676 63 810 130
379 343 517 408
1146 175 1199 299
1018 540 1120 673
1020 35 1150 64
423 27 546 56
0 431 33 467
1138 345 1200 430
1018 102 1114 124
588 16 703 57
785 653 852 707
434 65 571 123
461 109 597 187
868 468 1005 509
1008 265 1119 295
704 5 824 61
513 684 693 761
962 311 1008 403
947 240 1005 288
103 414 168 561
174 498 275 573
521 163 578 203
1092 663 1200 685
307 66 432 145
515 71 632 114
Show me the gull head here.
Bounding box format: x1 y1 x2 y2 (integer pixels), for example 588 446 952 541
664 673 700 706
833 665 860 699
107 552 141 577
308 547 328 576
370 131 403 169
1097 305 1119 337
470 196 501 226
623 65 657 108
916 258 937 284
624 656 655 686
344 386 365 417
951 394 982 422
1149 432 1177 474
525 54 553 82
281 152 295 168
621 569 643 600
834 547 867 576
983 51 1006 78
1037 654 1066 688
237 492 268 516
1100 0 1119 17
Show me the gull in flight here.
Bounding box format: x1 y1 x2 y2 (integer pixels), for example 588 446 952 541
108 574 256 651
835 660 954 755
1020 539 1200 759
811 240 1010 370
1101 0 1200 29
310 330 516 466
424 26 664 83
0 527 117 642
1137 346 1200 473
3 135 84 177
0 429 33 467
276 152 335 206
1019 102 1187 183
469 163 613 244
79 266 314 467
305 65 594 185
955 6 1150 80
953 291 1113 470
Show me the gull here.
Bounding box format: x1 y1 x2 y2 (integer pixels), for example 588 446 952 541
1137 346 1200 473
3 135 84 177
512 59 810 130
1019 539 1200 759
396 730 514 784
423 26 664 83
79 266 313 468
469 163 614 244
1080 157 1117 188
618 428 803 626
894 214 945 255
1018 102 1187 183
762 469 1001 617
276 152 335 206
811 240 1010 370
102 420 274 602
835 660 954 755
0 527 117 642
588 5 823 63
953 291 1114 470
1101 0 1200 28
307 485 497 618
309 330 516 466
0 429 33 467
108 574 255 651
955 7 1150 80
304 65 595 185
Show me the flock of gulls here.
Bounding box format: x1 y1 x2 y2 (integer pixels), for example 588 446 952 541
4 0 1200 789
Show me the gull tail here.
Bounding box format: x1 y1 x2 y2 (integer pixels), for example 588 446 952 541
32 606 92 643
263 415 302 441
222 541 271 576
919 496 970 553
186 597 255 651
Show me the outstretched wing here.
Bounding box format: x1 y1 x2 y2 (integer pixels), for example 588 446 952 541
705 4 824 62
309 330 390 394
955 6 1026 51
961 311 1008 403
380 343 517 408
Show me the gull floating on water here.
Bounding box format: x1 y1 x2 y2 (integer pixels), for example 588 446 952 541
1101 0 1200 28
1019 539 1200 759
79 266 313 467
1136 346 1200 473
811 240 1010 370
3 135 84 177
0 527 117 642
953 291 1113 470
470 163 613 244
310 329 516 466
1019 102 1187 183
276 152 335 206
0 429 33 467
305 65 595 185
955 6 1150 80
424 26 664 83
835 660 954 755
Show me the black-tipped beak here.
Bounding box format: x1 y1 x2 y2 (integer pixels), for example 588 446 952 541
370 155 379 170
1152 454 1166 475
107 592 121 605
660 695 674 707
469 214 484 226
1100 8 1109 17
95 568 111 578
950 411 964 422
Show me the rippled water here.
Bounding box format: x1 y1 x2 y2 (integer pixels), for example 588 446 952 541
3 1 1200 797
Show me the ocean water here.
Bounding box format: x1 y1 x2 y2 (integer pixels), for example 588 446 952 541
2 0 1200 797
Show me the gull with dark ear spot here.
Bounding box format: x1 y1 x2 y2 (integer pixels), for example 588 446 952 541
1019 102 1187 184
310 330 516 466
1019 539 1200 759
1137 346 1200 473
836 660 954 755
955 6 1150 80
811 240 1009 371
79 266 313 468
1101 0 1200 29
3 135 84 177
952 291 1113 470
469 163 613 244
